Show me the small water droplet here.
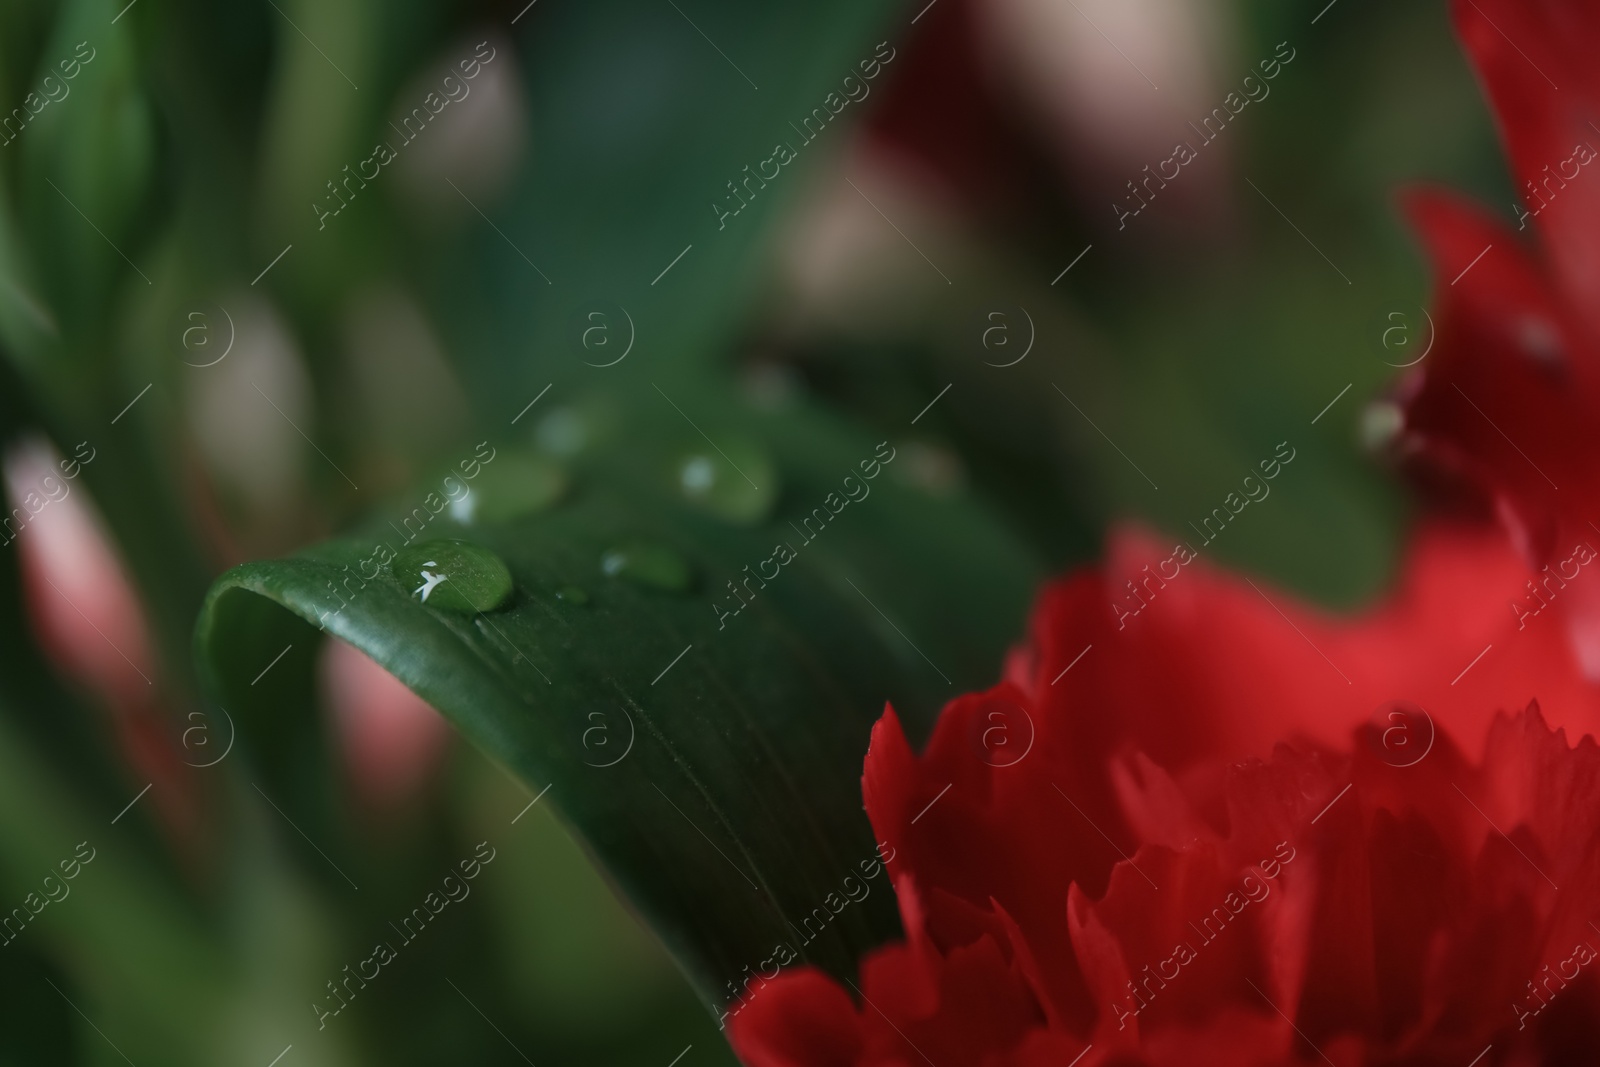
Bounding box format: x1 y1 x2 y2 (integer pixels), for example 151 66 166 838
600 543 692 592
391 540 514 614
450 453 566 524
670 436 777 524
555 585 589 605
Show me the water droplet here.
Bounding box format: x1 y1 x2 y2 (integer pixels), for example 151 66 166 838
600 543 692 592
391 540 514 614
450 453 566 524
670 436 777 524
555 585 589 605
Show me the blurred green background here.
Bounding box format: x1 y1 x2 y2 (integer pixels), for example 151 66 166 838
0 0 1510 1061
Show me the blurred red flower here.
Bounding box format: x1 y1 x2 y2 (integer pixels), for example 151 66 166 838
1396 0 1600 665
730 0 1600 1059
728 524 1600 1065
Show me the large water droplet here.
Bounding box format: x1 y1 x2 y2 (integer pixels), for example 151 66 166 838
391 540 514 613
555 585 589 605
670 436 777 524
450 453 566 524
600 543 692 592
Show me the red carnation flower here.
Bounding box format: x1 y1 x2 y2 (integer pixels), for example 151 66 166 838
726 0 1600 1060
728 524 1600 1065
1395 0 1600 658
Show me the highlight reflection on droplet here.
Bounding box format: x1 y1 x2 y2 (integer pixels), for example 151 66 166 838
391 539 514 613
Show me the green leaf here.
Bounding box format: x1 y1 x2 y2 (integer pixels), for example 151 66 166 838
19 0 156 344
430 0 906 407
195 395 1043 1007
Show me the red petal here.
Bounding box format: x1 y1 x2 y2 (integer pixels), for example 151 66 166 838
1450 0 1600 324
726 968 865 1067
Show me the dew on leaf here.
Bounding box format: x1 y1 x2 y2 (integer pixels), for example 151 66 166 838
670 436 777 524
391 540 514 613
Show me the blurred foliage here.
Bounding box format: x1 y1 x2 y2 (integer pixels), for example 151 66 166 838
0 0 1507 1061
